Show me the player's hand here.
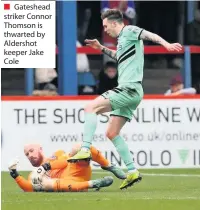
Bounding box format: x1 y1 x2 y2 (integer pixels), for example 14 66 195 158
8 157 19 171
85 39 102 50
8 158 20 179
165 43 182 52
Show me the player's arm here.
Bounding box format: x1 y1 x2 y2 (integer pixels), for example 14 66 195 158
30 156 68 181
167 88 197 96
139 30 182 51
30 151 69 183
85 39 117 60
29 159 68 182
15 176 34 192
8 158 33 192
10 170 33 192
101 46 117 60
42 158 68 171
43 150 69 170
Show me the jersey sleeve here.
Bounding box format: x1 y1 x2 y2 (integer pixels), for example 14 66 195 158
15 175 33 192
47 150 69 170
49 158 68 170
126 25 144 41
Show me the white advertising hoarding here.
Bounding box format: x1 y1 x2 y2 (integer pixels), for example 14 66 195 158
1 98 200 171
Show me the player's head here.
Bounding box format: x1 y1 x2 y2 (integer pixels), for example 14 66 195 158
101 9 124 38
170 74 184 93
24 143 44 167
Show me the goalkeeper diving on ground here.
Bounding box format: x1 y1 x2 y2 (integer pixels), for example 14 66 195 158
8 143 126 192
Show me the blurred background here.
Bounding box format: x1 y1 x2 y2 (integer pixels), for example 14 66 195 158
1 0 200 96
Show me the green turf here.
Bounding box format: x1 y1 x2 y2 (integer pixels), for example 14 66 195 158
2 169 200 210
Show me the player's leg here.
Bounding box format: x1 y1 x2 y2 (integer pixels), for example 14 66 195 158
90 146 126 179
68 143 126 179
106 114 142 189
106 114 136 171
105 86 142 173
42 178 89 192
68 84 143 162
81 95 112 149
68 142 111 167
49 177 113 192
68 95 112 162
90 146 109 167
106 84 144 189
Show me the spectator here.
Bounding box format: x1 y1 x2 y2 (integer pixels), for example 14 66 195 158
98 62 118 94
33 83 58 96
54 41 91 93
56 41 91 73
35 68 57 90
164 74 196 96
77 8 91 44
185 9 200 94
186 10 200 46
77 40 90 73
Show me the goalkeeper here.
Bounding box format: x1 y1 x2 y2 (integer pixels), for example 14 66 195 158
8 143 126 192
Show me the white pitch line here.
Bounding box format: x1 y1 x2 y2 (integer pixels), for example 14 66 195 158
142 173 200 178
2 196 200 203
93 171 200 177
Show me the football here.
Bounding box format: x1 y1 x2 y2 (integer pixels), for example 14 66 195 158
30 171 50 192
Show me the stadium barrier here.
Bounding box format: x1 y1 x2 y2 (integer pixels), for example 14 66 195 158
2 95 200 171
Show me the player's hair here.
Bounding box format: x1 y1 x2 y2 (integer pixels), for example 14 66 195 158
101 9 123 23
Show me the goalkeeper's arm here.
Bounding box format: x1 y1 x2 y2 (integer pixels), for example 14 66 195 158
15 176 34 192
9 158 35 192
40 157 68 171
9 169 33 192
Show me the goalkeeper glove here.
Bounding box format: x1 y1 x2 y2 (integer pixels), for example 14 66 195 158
8 158 20 179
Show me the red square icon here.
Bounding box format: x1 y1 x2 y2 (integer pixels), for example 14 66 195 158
4 4 10 10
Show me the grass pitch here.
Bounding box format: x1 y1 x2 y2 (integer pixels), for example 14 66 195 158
2 169 200 210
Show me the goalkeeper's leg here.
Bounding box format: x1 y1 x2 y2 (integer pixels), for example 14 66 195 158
90 146 126 179
44 177 113 192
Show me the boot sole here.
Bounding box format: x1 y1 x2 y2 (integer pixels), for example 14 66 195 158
67 157 91 163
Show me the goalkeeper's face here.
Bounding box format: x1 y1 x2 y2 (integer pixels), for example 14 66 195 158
24 144 44 167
